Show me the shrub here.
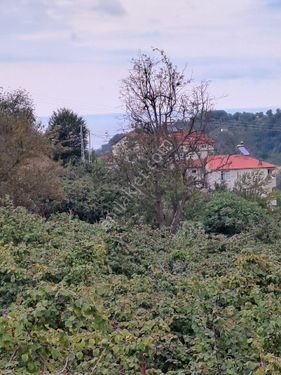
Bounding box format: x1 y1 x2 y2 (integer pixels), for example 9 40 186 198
202 192 270 236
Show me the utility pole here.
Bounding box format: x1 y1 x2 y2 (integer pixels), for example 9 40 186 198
88 131 92 163
80 124 85 162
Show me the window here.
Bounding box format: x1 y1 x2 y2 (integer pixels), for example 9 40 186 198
268 169 272 175
221 171 230 181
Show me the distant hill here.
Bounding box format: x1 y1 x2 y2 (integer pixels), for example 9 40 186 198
208 109 281 164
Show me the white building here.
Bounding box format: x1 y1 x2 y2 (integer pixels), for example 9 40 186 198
112 129 215 160
109 130 278 196
206 154 277 193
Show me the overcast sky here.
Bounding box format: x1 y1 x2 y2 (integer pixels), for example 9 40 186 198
0 0 280 117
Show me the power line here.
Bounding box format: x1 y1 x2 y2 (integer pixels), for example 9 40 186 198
226 124 281 133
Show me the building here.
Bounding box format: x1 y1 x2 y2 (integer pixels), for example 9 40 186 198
170 129 215 160
107 129 279 197
206 154 277 193
111 128 215 160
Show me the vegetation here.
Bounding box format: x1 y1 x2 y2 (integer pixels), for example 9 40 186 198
202 192 270 236
0 205 281 374
46 108 88 164
1 51 281 374
0 89 63 215
209 109 281 164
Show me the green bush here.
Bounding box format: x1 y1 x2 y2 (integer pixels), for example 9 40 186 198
202 192 270 236
53 162 122 223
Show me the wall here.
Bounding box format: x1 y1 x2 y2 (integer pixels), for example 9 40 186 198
207 168 276 193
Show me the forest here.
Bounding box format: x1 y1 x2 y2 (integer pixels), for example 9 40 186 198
209 109 281 164
0 50 281 374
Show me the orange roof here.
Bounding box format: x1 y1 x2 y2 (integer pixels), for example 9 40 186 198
171 129 214 146
122 129 214 146
207 155 276 171
99 152 113 162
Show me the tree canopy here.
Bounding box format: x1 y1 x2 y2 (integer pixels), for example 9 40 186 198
46 108 88 164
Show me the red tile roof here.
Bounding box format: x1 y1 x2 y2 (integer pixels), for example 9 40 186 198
99 152 113 162
207 155 276 171
171 129 214 146
122 129 214 146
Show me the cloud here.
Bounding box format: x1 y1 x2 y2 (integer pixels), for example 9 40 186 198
92 0 126 16
0 0 280 116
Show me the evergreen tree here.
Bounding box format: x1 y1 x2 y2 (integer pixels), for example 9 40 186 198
46 108 88 164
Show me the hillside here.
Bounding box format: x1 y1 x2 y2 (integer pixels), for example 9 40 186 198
209 109 281 164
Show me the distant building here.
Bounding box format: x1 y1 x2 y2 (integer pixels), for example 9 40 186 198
207 154 277 193
105 129 279 198
111 128 215 160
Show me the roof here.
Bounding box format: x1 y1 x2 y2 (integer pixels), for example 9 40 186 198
171 129 214 146
119 129 214 146
98 152 113 162
207 155 276 171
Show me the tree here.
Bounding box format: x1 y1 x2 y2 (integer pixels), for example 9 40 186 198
117 49 212 230
54 161 122 223
0 88 35 124
0 90 64 214
46 108 88 164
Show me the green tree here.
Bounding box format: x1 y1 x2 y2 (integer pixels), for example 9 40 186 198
46 108 88 164
233 169 272 203
54 161 121 223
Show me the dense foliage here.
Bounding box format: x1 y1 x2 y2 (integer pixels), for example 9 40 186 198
1 57 281 374
53 161 122 223
1 205 281 374
46 108 88 164
209 109 281 164
0 90 64 214
202 192 269 236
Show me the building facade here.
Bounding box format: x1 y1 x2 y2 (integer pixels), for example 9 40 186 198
206 155 277 193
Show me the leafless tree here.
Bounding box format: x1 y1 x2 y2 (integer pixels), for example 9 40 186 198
117 49 214 231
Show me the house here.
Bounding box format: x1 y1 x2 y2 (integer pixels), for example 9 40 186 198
170 129 215 160
206 154 277 193
111 128 215 160
107 128 279 197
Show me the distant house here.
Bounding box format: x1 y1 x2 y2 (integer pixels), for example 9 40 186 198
111 129 215 160
169 129 215 160
207 154 277 192
105 128 279 197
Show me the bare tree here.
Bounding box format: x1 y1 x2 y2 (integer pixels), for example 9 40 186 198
117 49 213 230
233 170 272 201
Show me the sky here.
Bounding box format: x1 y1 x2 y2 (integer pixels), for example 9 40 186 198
0 0 281 146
